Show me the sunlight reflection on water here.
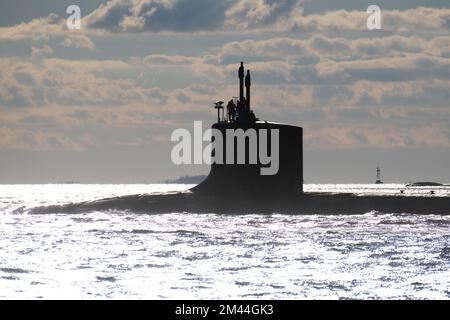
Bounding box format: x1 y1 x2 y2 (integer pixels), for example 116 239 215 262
0 184 450 299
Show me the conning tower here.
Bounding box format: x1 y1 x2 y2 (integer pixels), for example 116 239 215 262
192 62 303 197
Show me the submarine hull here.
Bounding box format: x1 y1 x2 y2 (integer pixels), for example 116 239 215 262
29 192 450 215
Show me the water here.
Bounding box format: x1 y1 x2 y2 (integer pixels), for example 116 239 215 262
1 184 450 299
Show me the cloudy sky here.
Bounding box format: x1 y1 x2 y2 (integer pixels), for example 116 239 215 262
0 0 449 183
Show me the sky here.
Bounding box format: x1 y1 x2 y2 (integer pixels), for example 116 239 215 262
0 0 450 184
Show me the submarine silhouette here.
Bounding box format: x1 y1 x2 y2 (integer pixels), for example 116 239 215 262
192 66 303 197
30 62 450 215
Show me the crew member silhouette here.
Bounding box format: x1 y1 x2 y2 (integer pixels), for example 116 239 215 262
226 99 236 122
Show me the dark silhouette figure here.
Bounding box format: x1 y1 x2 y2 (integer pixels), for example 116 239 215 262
226 99 236 122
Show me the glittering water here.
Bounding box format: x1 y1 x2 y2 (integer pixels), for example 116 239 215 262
1 184 450 299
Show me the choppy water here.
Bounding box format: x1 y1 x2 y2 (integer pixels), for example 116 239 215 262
1 184 450 299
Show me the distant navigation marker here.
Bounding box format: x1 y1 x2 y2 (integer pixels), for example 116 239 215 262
375 166 383 184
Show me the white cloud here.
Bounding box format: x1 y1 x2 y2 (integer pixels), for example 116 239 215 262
2 2 450 151
31 45 54 59
0 13 95 50
81 1 450 34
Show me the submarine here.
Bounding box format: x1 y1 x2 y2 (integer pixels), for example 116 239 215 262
30 62 450 215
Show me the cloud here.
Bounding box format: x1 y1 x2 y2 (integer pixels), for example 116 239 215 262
85 0 233 32
212 34 449 63
0 13 61 41
140 34 450 88
31 45 54 59
0 13 95 50
0 58 146 108
315 54 450 84
305 124 450 149
81 1 450 34
288 7 450 34
0 125 95 151
60 34 95 50
0 84 34 108
143 54 197 65
2 11 450 152
224 0 302 30
3 32 450 111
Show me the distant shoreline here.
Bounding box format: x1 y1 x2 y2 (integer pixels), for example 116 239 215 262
163 175 207 184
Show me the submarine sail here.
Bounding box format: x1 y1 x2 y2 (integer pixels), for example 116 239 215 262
192 62 303 196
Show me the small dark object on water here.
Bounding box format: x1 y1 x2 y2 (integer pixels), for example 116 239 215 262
406 182 443 187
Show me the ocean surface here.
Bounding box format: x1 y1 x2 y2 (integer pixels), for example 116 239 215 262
1 184 450 299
